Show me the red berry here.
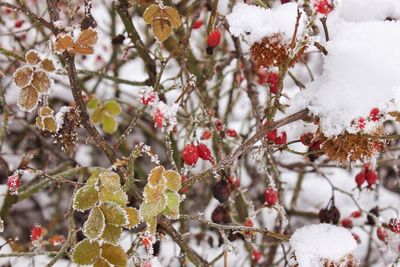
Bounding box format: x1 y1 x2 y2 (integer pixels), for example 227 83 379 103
366 170 378 187
341 218 353 229
274 131 287 145
197 143 213 161
352 233 361 244
211 205 231 224
152 108 164 128
310 140 321 151
226 128 238 138
201 129 212 140
193 20 203 29
266 128 277 142
314 0 334 15
244 218 254 228
257 70 267 85
182 144 199 166
351 211 362 218
267 73 280 94
264 187 278 206
355 172 366 188
213 180 231 202
7 174 21 194
214 119 225 131
357 117 366 130
31 225 43 242
300 133 314 146
251 249 262 262
207 30 221 49
369 108 380 122
388 218 400 234
377 227 388 243
15 20 24 28
281 0 291 3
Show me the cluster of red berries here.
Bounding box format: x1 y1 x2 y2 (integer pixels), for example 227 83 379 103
389 218 400 234
355 107 382 131
251 249 262 263
355 164 378 189
266 128 287 145
257 71 281 95
264 186 278 206
206 29 221 55
319 202 340 224
7 174 21 195
313 0 334 15
182 143 214 166
31 224 46 247
201 126 238 141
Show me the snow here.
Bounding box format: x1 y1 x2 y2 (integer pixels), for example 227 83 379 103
226 3 306 45
290 223 357 266
339 0 400 22
292 20 400 136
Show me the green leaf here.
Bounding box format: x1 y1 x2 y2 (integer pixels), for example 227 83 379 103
101 243 128 267
99 171 121 191
92 108 104 123
72 239 100 265
83 207 105 241
143 184 165 203
104 100 121 116
87 168 105 187
94 258 111 267
99 188 128 206
73 185 99 211
146 216 158 234
163 170 182 192
139 195 166 219
101 224 122 245
99 202 128 226
163 191 181 219
87 98 99 109
124 207 140 229
102 115 118 134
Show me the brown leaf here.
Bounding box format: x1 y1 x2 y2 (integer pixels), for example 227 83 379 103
25 50 40 65
163 7 181 28
40 59 56 72
17 86 39 112
74 28 98 55
55 34 74 53
31 71 51 94
152 17 172 42
14 66 34 88
143 4 161 24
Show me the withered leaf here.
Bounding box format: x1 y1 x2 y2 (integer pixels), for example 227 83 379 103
17 86 39 112
152 17 172 42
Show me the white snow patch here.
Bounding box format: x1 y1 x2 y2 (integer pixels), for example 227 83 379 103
290 224 357 267
339 0 400 22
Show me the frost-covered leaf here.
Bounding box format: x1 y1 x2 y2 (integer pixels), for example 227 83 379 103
17 86 39 112
99 202 128 226
55 34 74 53
40 58 56 72
99 188 128 206
99 171 121 191
143 4 161 24
124 207 140 229
72 239 100 265
101 243 127 267
74 28 98 55
31 71 51 94
104 100 121 116
83 207 105 241
73 185 99 211
163 191 180 219
101 224 122 245
94 258 111 267
86 168 104 186
38 106 53 116
25 50 40 65
163 170 181 192
147 165 165 187
102 115 118 134
139 195 166 219
144 184 165 203
146 216 157 234
14 66 34 88
152 17 172 42
36 116 57 133
164 7 181 28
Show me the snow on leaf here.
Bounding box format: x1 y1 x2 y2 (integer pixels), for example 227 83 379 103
72 239 100 265
83 207 105 241
17 86 39 112
72 185 99 212
101 224 122 245
31 70 52 94
13 66 34 88
101 243 128 267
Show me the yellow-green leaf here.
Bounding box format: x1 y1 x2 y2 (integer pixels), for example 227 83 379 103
147 165 165 188
87 168 104 186
104 100 121 116
143 183 165 203
72 239 100 265
99 202 128 226
87 98 99 109
43 117 58 132
143 4 161 24
94 258 111 267
164 6 181 28
92 108 104 123
38 106 53 116
101 243 127 267
73 185 99 211
99 188 128 206
102 115 118 134
124 207 140 229
83 207 105 241
163 170 181 192
101 224 122 245
152 17 172 42
99 171 121 191
163 191 181 219
139 195 166 219
146 216 158 234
